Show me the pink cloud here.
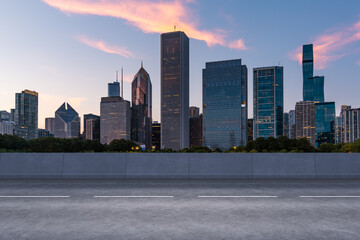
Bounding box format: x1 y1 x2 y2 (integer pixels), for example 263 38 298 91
290 20 360 69
42 0 246 50
357 61 360 66
77 36 133 58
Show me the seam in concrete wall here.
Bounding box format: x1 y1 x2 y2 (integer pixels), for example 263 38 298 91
187 153 190 179
125 153 128 179
0 153 2 171
314 153 318 179
61 153 65 179
250 153 254 180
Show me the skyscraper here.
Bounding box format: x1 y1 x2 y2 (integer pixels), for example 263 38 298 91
100 96 131 144
189 106 202 148
54 103 80 138
288 110 296 139
131 64 152 150
310 76 325 103
152 121 161 151
339 105 360 143
303 44 314 101
83 114 100 138
248 119 253 142
45 117 55 134
14 89 38 140
203 59 248 150
335 116 343 144
253 66 283 139
161 31 189 150
108 71 121 97
283 112 289 138
315 102 335 146
295 101 316 146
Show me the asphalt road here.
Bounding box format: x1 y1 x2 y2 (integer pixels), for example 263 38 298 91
1 180 360 240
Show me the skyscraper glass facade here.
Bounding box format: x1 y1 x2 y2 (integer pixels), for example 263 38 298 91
315 102 335 147
311 76 325 103
253 66 283 139
15 89 38 140
161 31 189 150
54 103 80 138
303 44 314 101
295 101 316 146
131 66 152 149
203 59 248 150
108 82 120 97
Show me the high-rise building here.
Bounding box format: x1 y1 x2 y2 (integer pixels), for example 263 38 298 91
152 121 161 150
45 117 55 134
335 116 343 144
14 89 38 140
303 44 314 101
203 59 248 150
108 71 120 97
131 65 152 150
85 118 100 141
288 110 296 139
0 121 14 135
253 66 283 139
339 105 360 143
315 102 335 147
248 119 253 141
310 76 325 103
83 114 100 138
9 109 15 122
189 106 202 148
100 96 131 144
295 101 316 146
283 112 289 138
54 103 80 138
161 31 189 150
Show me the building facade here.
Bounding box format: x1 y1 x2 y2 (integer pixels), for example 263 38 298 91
0 121 14 135
54 103 80 138
283 112 289 138
288 110 296 139
253 66 283 139
14 89 38 140
161 31 189 150
295 101 316 146
203 59 248 150
303 44 314 101
315 102 335 146
45 117 55 134
335 116 343 144
131 65 152 149
339 105 360 143
100 96 131 144
85 118 100 141
152 121 161 150
0 111 10 121
248 119 253 142
189 106 202 148
108 82 120 97
38 129 53 138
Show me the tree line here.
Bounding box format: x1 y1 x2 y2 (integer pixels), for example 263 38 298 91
0 134 360 153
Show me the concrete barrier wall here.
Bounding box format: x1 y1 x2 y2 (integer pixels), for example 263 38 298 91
0 153 360 180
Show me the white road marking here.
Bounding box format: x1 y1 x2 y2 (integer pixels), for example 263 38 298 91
198 196 278 198
300 196 360 198
0 196 70 198
94 196 174 198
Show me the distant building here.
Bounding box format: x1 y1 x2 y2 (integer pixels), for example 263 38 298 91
283 112 289 138
54 103 80 138
14 89 38 140
38 129 53 138
303 44 314 101
0 111 10 121
189 107 202 148
335 116 343 144
0 121 14 135
100 96 131 144
203 59 248 150
315 102 335 147
339 105 360 143
45 117 55 134
85 118 100 141
9 109 15 122
295 101 316 146
288 110 296 139
131 65 152 150
248 118 253 142
161 31 189 150
83 114 100 139
152 121 161 150
253 66 283 139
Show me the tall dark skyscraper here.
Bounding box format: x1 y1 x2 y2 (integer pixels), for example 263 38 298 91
131 64 152 150
108 71 121 97
315 102 335 147
253 66 283 139
152 121 161 151
14 89 38 140
303 44 314 101
161 31 189 150
203 59 248 150
54 103 80 138
189 106 202 148
310 76 325 103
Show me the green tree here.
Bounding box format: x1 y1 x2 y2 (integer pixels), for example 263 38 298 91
107 139 139 152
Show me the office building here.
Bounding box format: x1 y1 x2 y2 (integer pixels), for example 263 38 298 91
152 121 161 150
85 117 100 141
0 111 10 121
295 101 316 146
303 44 314 101
339 105 360 143
131 65 152 149
0 121 14 135
283 112 289 138
315 102 335 146
108 71 121 97
161 31 189 150
100 96 131 144
203 59 248 150
189 106 202 148
14 89 38 140
54 103 80 138
83 114 100 138
9 109 15 122
248 119 253 141
253 66 283 139
335 116 343 144
45 117 55 134
288 110 296 139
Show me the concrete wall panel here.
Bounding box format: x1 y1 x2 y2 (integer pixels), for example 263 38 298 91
315 153 360 179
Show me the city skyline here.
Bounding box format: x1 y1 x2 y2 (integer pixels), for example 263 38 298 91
1 1 360 129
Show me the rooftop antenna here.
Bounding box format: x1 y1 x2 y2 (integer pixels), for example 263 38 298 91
121 67 124 98
116 70 118 82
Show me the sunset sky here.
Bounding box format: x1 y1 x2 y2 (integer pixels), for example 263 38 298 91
1 0 360 129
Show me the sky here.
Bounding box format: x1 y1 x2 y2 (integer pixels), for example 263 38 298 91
1 0 360 129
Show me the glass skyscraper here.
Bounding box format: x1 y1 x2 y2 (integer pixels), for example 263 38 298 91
14 89 38 140
131 65 152 150
310 76 324 103
161 31 189 150
203 59 248 150
253 66 283 139
303 44 314 101
54 103 80 138
315 102 335 147
108 82 120 97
